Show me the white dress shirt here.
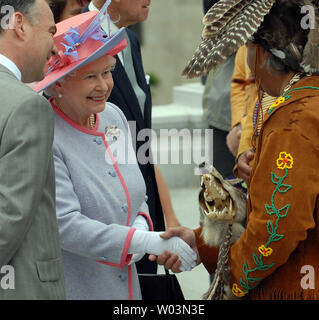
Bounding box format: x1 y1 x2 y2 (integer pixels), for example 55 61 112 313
0 54 22 81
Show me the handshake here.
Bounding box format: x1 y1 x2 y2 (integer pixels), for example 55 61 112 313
130 225 200 272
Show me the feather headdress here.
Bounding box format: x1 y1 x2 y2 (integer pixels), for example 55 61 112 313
183 0 319 78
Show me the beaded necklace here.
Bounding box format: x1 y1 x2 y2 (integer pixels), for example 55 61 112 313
53 99 95 129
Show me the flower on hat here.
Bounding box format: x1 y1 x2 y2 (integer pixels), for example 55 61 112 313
47 50 71 75
276 152 294 170
46 18 108 76
62 26 81 61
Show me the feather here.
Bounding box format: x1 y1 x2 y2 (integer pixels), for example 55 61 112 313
205 0 275 64
203 0 248 25
182 39 215 77
202 0 253 39
183 0 276 78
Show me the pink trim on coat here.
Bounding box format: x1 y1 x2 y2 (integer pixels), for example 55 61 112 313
96 227 136 268
137 212 154 231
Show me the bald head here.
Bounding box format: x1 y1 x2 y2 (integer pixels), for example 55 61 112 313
0 0 57 82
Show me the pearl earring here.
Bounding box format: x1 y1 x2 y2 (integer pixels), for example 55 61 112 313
58 93 63 98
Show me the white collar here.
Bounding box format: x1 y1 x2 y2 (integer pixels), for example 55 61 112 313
88 1 124 65
0 54 22 81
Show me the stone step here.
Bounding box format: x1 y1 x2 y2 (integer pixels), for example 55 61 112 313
173 82 205 110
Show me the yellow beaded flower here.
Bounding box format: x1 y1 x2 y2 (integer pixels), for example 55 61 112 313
268 97 286 113
258 245 273 257
276 152 294 170
232 283 248 298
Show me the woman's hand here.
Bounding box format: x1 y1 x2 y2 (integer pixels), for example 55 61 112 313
130 230 198 271
149 227 201 273
129 215 150 265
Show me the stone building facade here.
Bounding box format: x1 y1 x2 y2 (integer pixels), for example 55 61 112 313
141 0 203 105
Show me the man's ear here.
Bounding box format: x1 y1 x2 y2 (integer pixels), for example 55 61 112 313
10 12 30 40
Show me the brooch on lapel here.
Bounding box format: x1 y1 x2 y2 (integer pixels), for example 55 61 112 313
105 126 121 142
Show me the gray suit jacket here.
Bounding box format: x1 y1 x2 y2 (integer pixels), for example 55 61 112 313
0 65 65 300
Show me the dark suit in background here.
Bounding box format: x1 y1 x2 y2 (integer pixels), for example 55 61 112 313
83 5 165 274
203 0 219 13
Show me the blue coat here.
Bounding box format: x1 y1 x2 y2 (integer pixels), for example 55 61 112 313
82 5 165 274
52 101 151 300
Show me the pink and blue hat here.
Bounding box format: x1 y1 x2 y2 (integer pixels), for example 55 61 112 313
35 0 126 92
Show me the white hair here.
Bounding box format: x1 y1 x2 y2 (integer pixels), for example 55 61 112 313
44 70 78 97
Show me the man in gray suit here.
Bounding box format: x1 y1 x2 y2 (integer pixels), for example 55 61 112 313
0 0 65 299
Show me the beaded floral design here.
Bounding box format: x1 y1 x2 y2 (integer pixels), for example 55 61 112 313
258 245 273 257
268 97 286 114
276 152 294 170
232 152 293 298
232 283 248 298
268 86 319 115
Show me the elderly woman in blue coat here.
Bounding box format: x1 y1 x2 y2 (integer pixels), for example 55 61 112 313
35 3 197 300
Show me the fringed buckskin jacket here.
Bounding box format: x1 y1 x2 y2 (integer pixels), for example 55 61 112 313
195 76 319 300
